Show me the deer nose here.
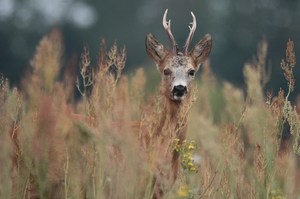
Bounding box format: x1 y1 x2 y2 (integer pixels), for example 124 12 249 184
172 85 187 97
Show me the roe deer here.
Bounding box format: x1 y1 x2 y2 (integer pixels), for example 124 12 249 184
144 9 212 195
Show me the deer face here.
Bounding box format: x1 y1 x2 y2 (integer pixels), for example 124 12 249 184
160 54 196 100
146 9 212 101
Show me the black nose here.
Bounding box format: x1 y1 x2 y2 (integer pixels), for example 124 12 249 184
172 85 187 97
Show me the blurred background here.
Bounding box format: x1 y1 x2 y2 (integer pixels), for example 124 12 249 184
0 0 299 97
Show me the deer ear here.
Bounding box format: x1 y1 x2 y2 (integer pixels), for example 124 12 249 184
146 34 168 64
190 34 212 68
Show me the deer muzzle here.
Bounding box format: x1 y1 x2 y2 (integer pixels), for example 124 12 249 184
172 85 187 98
171 69 188 100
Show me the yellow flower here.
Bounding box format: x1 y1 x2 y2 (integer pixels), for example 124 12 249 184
187 152 193 160
270 189 285 199
177 184 189 197
188 162 194 167
189 166 197 172
188 141 196 150
188 144 195 150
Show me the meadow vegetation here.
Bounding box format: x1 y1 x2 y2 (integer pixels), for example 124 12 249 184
0 29 300 199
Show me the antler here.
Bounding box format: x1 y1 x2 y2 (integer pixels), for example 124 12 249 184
183 12 197 55
163 9 178 54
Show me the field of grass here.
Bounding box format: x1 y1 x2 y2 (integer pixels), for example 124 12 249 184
0 30 300 199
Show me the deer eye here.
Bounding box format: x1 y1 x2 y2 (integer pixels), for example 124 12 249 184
163 69 172 76
188 69 195 77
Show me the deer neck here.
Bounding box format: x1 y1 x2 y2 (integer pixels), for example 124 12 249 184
164 98 184 119
158 85 195 139
161 84 195 120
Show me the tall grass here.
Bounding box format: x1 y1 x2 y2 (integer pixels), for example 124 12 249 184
1 30 299 199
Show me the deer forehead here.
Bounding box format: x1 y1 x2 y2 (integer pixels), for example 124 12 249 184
164 55 194 69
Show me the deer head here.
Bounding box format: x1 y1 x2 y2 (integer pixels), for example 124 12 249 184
146 9 212 101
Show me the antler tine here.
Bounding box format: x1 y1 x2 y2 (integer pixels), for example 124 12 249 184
183 11 197 55
163 9 178 54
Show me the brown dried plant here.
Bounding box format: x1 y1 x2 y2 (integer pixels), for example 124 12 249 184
281 39 296 98
88 40 126 121
76 44 93 98
2 26 300 199
279 39 300 154
28 29 63 94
